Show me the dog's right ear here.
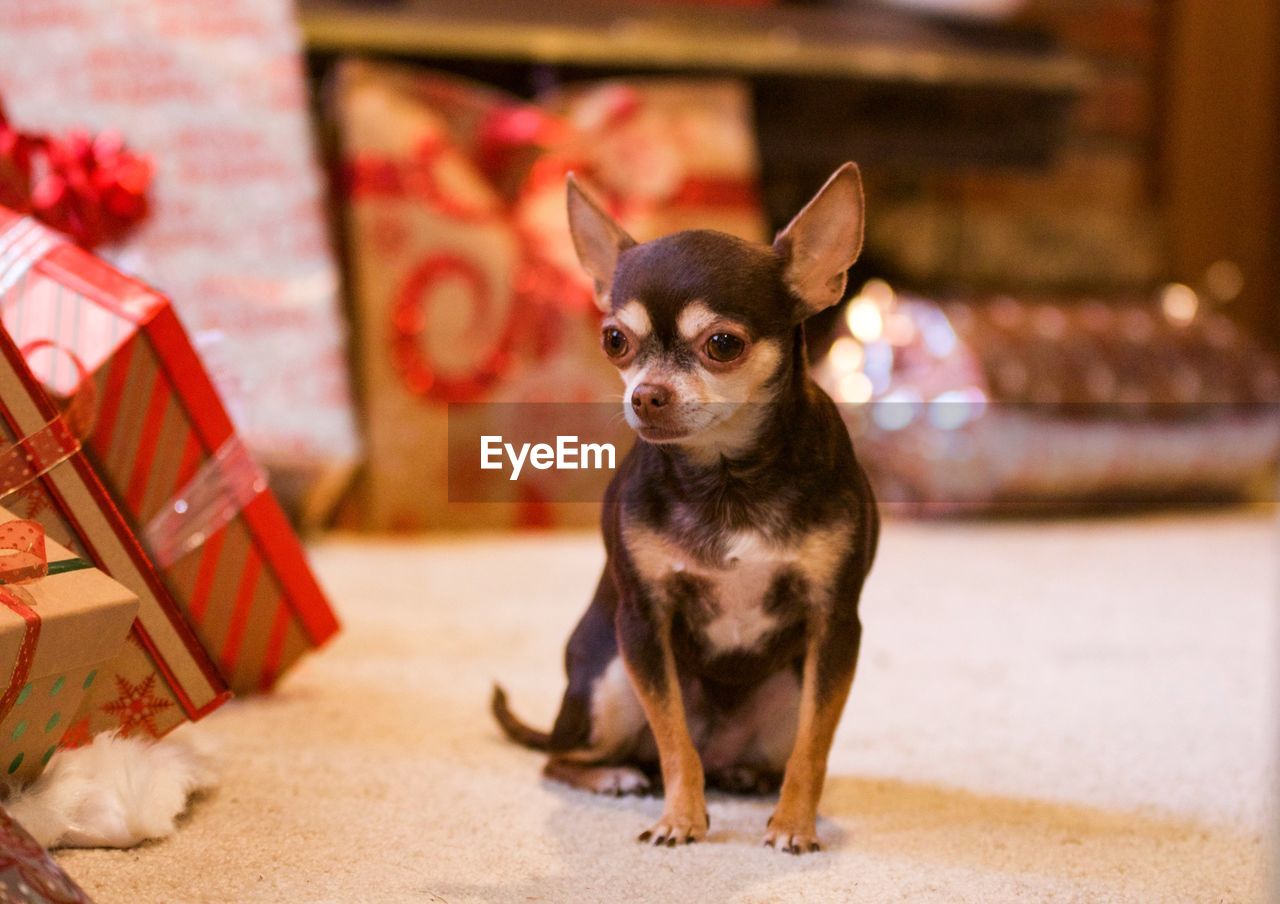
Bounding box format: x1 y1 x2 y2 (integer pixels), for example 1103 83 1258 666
567 174 635 313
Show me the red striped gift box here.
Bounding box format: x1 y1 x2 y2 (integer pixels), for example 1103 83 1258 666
0 287 229 740
0 210 340 694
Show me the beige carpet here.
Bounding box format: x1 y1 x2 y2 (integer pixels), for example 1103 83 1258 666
55 510 1277 903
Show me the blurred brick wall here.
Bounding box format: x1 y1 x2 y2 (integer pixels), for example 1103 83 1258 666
867 0 1165 295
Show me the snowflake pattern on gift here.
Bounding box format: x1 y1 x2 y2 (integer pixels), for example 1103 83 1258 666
101 674 172 737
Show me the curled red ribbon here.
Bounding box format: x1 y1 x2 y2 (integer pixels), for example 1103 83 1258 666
18 338 96 439
0 342 97 506
0 519 47 584
0 519 49 729
0 220 100 504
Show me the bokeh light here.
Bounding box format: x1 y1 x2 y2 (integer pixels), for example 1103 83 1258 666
838 371 874 404
1159 283 1199 325
828 336 864 372
845 298 884 343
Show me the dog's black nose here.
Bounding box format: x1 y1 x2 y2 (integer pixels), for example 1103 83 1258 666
631 383 671 415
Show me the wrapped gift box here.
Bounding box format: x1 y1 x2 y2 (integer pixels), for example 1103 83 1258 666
0 287 228 740
332 62 767 530
0 513 137 784
0 806 94 904
0 210 339 693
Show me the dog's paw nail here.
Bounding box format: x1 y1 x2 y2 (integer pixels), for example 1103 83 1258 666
665 837 677 847
637 830 652 843
809 842 821 853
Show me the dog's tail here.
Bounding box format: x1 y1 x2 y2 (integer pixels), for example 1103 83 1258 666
491 684 551 751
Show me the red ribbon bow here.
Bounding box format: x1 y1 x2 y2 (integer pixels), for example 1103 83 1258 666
0 519 47 584
0 99 152 250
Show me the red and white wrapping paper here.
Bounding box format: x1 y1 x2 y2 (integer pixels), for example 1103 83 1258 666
0 209 339 694
0 0 360 498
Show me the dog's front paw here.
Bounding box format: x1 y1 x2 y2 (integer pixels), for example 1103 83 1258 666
763 812 821 855
637 809 709 847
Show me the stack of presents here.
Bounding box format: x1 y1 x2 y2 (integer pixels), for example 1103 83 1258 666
0 200 345 897
0 203 341 856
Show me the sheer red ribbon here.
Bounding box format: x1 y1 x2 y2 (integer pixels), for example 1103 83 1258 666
0 519 49 727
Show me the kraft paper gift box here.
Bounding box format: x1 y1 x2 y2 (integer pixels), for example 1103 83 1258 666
0 210 340 694
0 513 137 784
332 61 767 531
0 293 228 740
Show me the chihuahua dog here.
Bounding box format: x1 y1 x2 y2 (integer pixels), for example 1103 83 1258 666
493 163 879 853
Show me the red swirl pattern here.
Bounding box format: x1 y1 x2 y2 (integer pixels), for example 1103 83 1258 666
371 96 754 408
390 254 516 403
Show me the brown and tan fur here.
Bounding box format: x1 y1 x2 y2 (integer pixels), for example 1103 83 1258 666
493 164 879 853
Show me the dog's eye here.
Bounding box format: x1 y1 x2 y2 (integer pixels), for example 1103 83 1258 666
704 332 745 363
602 327 630 359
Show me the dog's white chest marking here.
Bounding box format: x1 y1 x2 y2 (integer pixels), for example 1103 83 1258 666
626 525 852 654
698 532 784 651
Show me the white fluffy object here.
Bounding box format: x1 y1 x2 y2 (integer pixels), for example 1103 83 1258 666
4 728 218 849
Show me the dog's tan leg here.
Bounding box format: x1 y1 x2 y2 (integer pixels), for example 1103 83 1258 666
615 596 708 845
629 679 708 845
764 608 862 854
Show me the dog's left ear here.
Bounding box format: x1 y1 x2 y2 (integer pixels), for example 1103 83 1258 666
774 162 865 319
567 173 636 313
